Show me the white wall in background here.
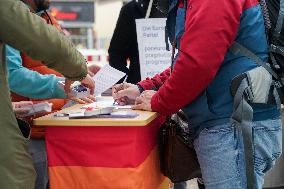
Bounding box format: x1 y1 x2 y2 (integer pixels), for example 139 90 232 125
95 0 123 48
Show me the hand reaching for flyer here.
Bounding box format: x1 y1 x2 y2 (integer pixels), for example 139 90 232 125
65 64 100 103
64 74 95 98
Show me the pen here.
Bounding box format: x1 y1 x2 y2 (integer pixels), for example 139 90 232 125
122 75 128 83
113 75 128 105
113 75 128 94
54 113 69 117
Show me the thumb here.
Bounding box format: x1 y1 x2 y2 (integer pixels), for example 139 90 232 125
64 79 73 95
115 89 130 99
15 108 30 115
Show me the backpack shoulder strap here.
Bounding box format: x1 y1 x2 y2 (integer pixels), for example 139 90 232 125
230 42 279 79
231 79 255 189
273 0 284 37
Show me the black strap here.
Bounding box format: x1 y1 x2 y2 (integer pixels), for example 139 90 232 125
270 44 284 57
230 42 279 80
171 38 176 73
165 27 170 51
170 0 187 73
273 0 284 37
231 79 256 189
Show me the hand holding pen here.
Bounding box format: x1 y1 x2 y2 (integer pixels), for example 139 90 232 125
112 76 141 105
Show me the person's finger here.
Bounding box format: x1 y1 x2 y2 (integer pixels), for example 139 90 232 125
88 70 95 77
15 108 30 114
114 89 130 99
87 95 96 101
117 97 128 106
81 75 95 95
112 84 124 95
85 78 95 95
88 64 101 75
117 100 127 106
81 97 94 103
141 91 147 95
64 79 73 96
112 85 120 97
113 96 125 105
13 101 33 108
132 103 144 110
135 96 144 105
19 101 33 106
70 97 86 104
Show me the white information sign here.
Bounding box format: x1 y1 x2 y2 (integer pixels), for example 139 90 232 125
136 18 171 80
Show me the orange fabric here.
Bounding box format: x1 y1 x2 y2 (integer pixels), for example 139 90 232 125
48 148 170 189
11 12 67 138
21 53 62 77
30 99 67 138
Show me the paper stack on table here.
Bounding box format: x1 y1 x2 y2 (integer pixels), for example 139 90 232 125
67 107 138 119
54 97 136 119
82 98 132 110
23 102 53 117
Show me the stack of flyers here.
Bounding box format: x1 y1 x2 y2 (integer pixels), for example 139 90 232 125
22 102 53 117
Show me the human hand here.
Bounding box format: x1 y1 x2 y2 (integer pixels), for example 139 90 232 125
87 64 101 77
112 83 141 105
70 95 96 104
64 74 95 97
132 90 156 111
12 101 33 117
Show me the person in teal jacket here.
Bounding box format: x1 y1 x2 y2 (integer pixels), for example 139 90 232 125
7 45 66 99
7 45 99 102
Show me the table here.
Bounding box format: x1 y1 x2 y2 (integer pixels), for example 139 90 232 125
34 104 169 189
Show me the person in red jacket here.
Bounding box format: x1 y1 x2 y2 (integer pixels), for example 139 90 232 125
113 0 282 188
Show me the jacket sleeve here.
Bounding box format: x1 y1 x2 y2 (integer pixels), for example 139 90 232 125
6 45 66 99
151 0 244 115
137 68 171 90
0 0 87 81
108 5 132 78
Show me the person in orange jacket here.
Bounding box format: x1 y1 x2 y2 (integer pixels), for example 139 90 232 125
6 0 100 188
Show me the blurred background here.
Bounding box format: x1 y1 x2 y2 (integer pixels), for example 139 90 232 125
49 0 131 65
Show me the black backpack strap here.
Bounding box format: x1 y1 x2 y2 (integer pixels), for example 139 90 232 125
270 43 284 57
270 51 281 69
273 0 284 37
230 42 279 79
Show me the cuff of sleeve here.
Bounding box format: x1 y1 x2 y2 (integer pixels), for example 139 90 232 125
137 84 145 94
151 92 161 114
65 61 88 81
52 78 67 99
137 80 152 90
151 92 172 116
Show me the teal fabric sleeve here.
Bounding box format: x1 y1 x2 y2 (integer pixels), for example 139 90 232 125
6 45 66 99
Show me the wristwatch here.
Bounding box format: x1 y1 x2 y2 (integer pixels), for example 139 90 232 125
137 84 145 94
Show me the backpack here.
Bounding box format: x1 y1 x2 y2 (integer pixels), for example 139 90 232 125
228 2 284 188
230 0 284 102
